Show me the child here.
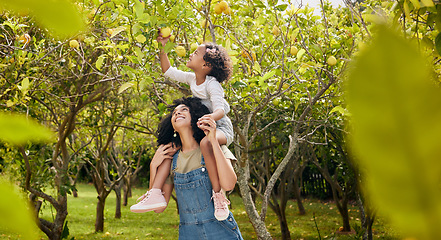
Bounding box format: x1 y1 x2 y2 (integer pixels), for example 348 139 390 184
130 31 234 221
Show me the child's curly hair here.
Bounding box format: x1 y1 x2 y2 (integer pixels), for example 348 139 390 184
203 42 233 83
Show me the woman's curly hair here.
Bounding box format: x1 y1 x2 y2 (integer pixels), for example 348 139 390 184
156 97 210 147
203 42 233 83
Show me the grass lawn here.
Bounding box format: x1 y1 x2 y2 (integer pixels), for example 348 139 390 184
2 183 401 239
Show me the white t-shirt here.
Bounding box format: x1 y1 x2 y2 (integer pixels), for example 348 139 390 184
164 67 230 115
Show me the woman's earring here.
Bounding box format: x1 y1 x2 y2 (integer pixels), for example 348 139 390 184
173 131 177 138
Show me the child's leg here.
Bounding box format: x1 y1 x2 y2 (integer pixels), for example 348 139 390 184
130 160 171 213
150 159 172 190
200 130 227 193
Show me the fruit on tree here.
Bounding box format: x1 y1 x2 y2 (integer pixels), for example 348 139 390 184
169 34 176 42
160 27 171 38
176 46 186 57
241 49 256 61
200 19 208 28
290 46 298 56
214 4 223 14
191 43 198 52
327 56 337 66
69 40 79 49
106 29 114 37
18 34 31 45
218 1 228 11
223 7 231 15
272 26 280 36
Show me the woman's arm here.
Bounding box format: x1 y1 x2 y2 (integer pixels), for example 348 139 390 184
198 116 237 191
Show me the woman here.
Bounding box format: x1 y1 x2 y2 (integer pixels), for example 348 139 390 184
149 97 243 240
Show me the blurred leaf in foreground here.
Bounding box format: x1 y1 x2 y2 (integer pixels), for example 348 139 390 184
0 113 54 145
0 179 38 240
347 25 441 240
0 0 85 38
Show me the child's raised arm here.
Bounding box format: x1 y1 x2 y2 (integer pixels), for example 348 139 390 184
157 30 171 73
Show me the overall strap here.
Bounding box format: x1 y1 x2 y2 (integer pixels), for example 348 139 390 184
200 154 205 166
171 150 180 172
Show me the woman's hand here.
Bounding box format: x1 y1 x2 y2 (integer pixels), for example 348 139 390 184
197 115 217 142
150 143 179 168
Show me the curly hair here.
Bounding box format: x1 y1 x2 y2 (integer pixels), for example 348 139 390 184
203 42 233 83
156 97 210 147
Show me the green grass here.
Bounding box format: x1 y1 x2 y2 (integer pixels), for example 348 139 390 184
1 183 401 239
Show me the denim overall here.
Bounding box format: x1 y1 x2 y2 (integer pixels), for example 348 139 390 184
172 151 243 240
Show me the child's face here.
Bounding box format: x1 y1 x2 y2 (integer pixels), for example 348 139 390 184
186 45 207 70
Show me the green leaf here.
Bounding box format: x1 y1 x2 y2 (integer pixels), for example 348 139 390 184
133 0 144 18
95 54 106 70
163 42 175 53
259 70 276 86
347 25 441 240
330 106 351 117
0 179 39 240
118 82 134 94
296 48 305 59
0 113 54 145
434 32 441 55
135 34 146 43
0 0 85 38
110 26 126 38
275 4 288 11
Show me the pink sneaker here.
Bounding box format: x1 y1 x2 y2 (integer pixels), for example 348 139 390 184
130 188 167 213
212 190 230 221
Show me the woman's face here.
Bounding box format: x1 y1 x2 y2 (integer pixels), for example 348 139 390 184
171 104 192 131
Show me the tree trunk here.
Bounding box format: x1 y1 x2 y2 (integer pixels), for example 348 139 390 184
279 211 291 240
339 202 351 231
114 184 122 219
236 156 272 240
292 176 306 215
37 196 68 240
357 192 375 240
95 195 106 232
123 176 131 206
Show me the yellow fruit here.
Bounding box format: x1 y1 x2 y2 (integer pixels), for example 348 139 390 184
170 34 176 42
197 37 204 44
191 43 198 52
272 98 280 106
214 4 223 15
69 40 79 49
241 50 256 61
160 27 171 38
219 1 228 11
272 25 280 36
290 46 298 56
9 58 15 63
176 46 186 57
327 56 337 66
106 29 114 37
200 19 208 28
18 34 31 45
338 226 344 232
223 6 231 15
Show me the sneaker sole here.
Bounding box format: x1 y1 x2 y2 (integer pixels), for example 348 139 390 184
130 203 167 213
215 212 229 221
